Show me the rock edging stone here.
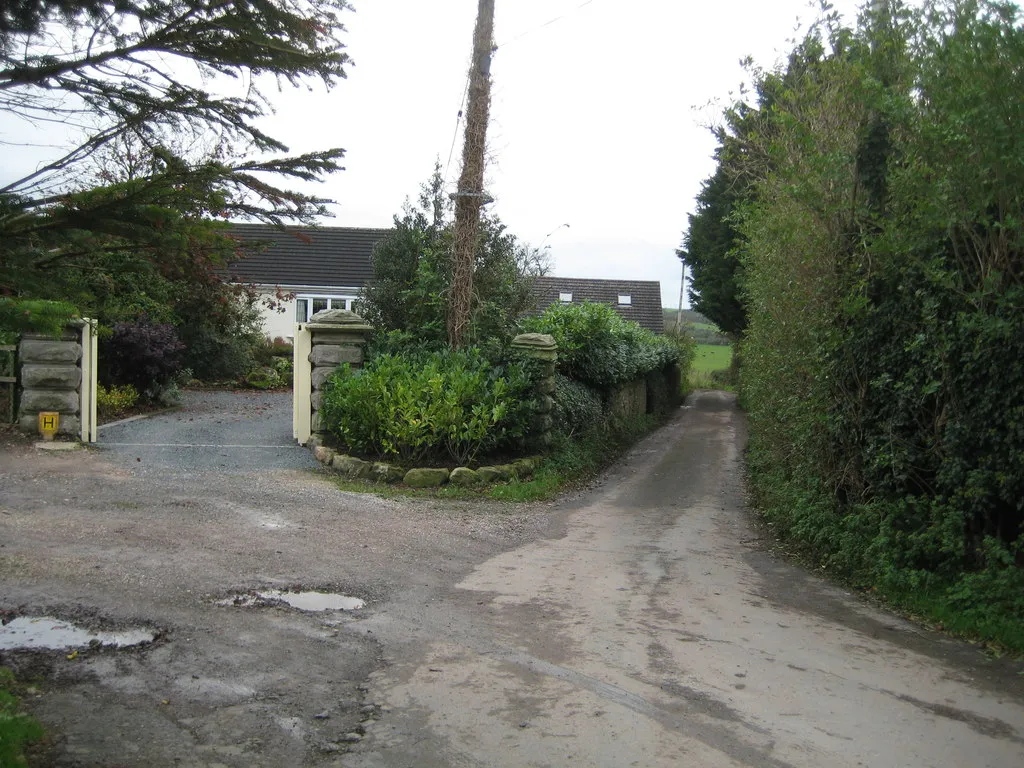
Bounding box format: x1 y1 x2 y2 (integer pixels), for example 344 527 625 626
311 448 537 489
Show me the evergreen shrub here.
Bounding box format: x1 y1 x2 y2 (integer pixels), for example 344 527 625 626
96 383 139 417
100 319 184 400
320 348 532 465
520 302 679 391
552 374 603 438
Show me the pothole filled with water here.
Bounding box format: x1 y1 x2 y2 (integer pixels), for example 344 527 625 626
0 616 156 651
217 590 365 612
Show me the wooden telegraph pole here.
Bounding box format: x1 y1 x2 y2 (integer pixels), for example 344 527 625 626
448 0 495 348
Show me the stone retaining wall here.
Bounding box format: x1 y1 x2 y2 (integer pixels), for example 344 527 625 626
605 362 682 424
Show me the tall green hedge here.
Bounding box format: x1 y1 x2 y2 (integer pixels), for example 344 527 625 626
722 0 1024 648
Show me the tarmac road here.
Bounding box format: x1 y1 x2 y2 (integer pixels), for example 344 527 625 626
0 389 1022 767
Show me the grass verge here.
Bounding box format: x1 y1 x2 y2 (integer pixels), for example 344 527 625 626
876 586 1024 656
0 668 45 767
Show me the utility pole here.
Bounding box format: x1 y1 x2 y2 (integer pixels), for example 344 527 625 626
675 256 686 334
448 0 495 348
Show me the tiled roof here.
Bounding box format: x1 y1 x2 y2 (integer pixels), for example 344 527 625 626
532 277 664 334
225 223 390 288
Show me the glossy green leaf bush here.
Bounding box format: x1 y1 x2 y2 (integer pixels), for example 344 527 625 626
320 349 532 465
520 302 680 391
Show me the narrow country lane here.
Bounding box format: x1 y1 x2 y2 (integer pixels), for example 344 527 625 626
2 390 1023 766
344 390 1024 767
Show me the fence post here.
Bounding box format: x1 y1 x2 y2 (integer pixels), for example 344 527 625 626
294 309 372 446
511 333 558 450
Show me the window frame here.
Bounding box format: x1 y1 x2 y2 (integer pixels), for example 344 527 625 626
295 294 359 323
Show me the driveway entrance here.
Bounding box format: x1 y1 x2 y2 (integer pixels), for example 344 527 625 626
97 389 318 473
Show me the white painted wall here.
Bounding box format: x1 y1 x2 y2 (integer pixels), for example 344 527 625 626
259 291 299 342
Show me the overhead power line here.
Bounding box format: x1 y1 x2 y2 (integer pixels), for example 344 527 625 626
444 76 470 185
495 0 595 49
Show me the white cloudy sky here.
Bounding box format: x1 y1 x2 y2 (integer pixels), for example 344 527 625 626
266 0 866 308
2 0 867 309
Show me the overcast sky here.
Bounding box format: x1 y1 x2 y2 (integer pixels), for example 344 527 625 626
2 0 868 310
265 0 867 309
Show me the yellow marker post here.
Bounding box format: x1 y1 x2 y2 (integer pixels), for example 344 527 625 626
38 411 59 441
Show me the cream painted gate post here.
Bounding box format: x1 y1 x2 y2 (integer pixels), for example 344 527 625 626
79 318 98 443
293 322 313 445
292 309 371 446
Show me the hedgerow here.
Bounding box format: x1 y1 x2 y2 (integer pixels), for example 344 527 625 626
709 0 1024 650
520 302 680 391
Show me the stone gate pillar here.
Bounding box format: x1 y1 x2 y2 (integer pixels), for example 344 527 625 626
17 322 84 437
510 333 558 450
293 309 372 446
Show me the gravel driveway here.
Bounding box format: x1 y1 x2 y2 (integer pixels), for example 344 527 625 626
1 390 1023 767
97 389 318 473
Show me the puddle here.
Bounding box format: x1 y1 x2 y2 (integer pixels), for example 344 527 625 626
0 616 155 651
217 590 365 612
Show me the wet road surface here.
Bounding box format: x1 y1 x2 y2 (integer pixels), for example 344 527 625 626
344 391 1024 767
1 390 1022 766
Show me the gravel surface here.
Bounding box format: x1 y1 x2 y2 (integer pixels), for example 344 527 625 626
1 390 554 766
97 389 319 473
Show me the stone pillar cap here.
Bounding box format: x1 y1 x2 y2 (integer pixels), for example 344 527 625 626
511 333 557 350
305 309 372 333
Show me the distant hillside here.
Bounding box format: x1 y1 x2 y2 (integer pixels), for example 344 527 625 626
663 309 730 345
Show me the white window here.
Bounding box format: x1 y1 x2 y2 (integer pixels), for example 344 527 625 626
559 292 573 303
296 295 358 322
618 294 632 305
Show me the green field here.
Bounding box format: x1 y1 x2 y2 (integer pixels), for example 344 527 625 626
691 344 732 374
